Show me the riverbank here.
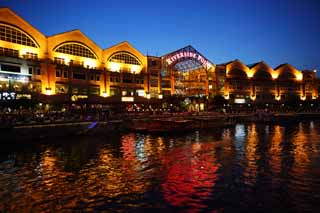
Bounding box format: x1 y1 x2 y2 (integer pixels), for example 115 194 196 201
2 112 320 141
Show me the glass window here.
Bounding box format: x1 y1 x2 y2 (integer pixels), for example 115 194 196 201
63 71 68 78
56 69 61 77
55 42 96 59
54 57 65 64
108 51 141 65
0 24 38 47
73 72 86 80
1 64 20 73
0 47 19 57
28 67 33 75
36 68 41 75
24 52 38 60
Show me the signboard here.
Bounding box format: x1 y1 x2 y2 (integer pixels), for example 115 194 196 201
0 92 31 100
166 51 213 69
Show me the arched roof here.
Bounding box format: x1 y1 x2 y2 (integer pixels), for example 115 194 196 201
48 29 102 60
103 41 146 66
226 59 249 77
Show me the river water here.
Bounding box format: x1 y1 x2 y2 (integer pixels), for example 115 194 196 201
1 121 320 212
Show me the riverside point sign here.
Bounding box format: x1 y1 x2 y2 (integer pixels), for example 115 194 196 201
166 51 213 69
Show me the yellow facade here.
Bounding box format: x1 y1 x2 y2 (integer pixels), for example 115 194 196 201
0 7 318 103
0 8 148 99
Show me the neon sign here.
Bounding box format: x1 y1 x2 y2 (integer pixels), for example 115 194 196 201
166 51 213 69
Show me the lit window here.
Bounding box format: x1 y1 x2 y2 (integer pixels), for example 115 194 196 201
0 24 38 47
108 51 141 65
0 47 19 58
54 42 97 59
54 57 65 64
24 52 38 60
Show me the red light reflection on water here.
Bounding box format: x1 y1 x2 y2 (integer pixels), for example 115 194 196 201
161 143 219 209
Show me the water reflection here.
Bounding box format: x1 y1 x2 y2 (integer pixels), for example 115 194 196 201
0 121 320 211
161 142 219 210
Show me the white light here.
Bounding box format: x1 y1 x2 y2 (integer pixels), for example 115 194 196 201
121 97 134 102
234 98 245 104
131 65 140 74
146 93 151 99
158 94 163 99
45 88 52 95
109 62 121 72
137 90 145 97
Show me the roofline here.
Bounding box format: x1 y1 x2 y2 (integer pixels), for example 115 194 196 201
0 7 46 39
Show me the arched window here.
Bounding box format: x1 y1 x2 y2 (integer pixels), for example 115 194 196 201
0 23 38 47
54 42 97 59
108 51 141 65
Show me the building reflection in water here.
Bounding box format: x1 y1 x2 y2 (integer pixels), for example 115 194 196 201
2 122 320 212
269 125 283 176
243 124 258 186
234 124 246 155
161 139 219 210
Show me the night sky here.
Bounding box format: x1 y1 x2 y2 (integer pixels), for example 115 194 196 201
1 0 320 73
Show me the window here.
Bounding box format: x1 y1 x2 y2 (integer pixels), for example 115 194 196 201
108 51 141 65
55 83 68 94
28 67 33 75
54 57 65 64
123 77 133 83
73 72 86 80
89 86 100 95
54 42 96 59
110 76 119 82
96 75 100 81
1 64 20 73
136 79 144 84
0 24 38 47
36 68 41 75
56 69 61 77
90 74 95 81
0 47 19 58
24 52 38 60
63 71 68 78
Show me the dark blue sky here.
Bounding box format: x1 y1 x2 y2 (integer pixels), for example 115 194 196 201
2 0 320 72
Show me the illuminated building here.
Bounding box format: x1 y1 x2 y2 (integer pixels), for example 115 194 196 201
0 8 318 104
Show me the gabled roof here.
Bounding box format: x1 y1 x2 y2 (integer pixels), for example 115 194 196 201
48 29 102 51
104 41 144 55
247 62 261 69
274 63 298 71
247 61 272 69
217 60 235 66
